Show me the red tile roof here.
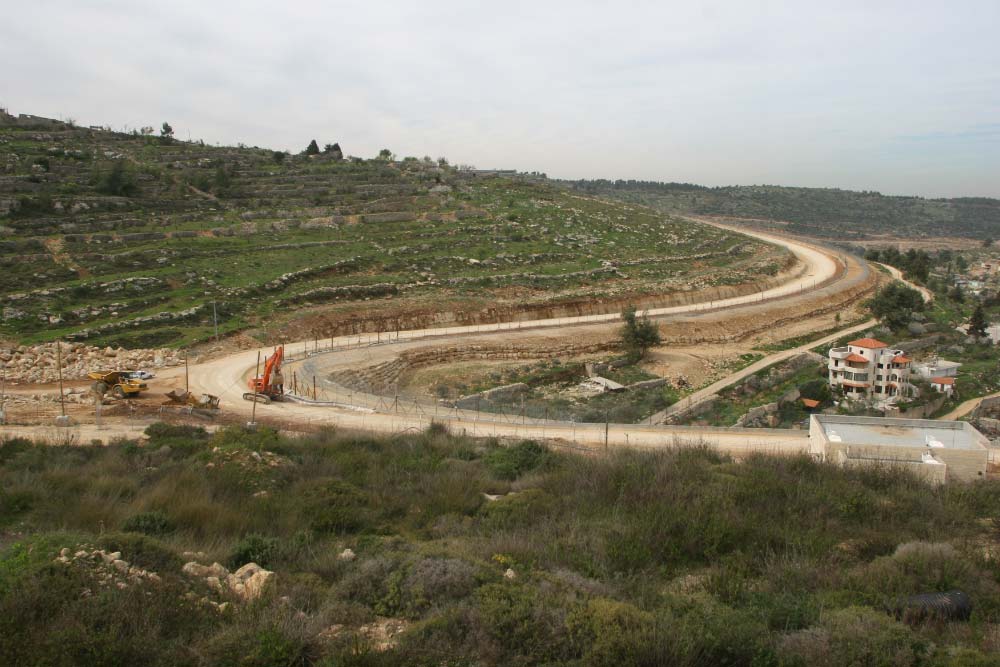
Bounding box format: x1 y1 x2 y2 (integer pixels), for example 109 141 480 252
801 398 820 408
845 353 868 363
931 376 955 385
849 338 888 349
892 355 911 363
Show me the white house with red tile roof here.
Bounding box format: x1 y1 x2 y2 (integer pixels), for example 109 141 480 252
828 337 912 402
929 376 956 396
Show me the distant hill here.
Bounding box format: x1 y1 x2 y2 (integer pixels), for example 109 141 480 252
0 111 780 347
561 179 1000 240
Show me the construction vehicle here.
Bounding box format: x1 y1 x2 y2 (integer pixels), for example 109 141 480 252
89 371 147 399
163 389 221 410
244 346 285 404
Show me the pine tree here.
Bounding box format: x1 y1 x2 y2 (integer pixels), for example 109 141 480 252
305 139 320 155
969 303 988 339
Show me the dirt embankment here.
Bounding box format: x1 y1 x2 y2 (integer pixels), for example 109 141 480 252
284 256 803 341
329 341 617 393
325 260 879 395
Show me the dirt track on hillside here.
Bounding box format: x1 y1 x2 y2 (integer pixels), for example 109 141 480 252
2 224 876 455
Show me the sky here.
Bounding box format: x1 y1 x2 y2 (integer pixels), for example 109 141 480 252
2 1 998 198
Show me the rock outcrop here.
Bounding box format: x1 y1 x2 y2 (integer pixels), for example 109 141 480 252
181 560 274 602
0 342 182 384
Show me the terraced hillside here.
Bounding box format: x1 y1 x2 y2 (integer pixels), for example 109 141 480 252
0 112 787 348
564 180 1000 240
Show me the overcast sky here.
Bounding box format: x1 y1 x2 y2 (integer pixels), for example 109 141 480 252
3 1 998 198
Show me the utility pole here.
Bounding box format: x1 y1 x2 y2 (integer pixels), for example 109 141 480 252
0 365 6 425
56 341 68 425
213 300 219 342
184 352 190 394
604 411 610 452
249 351 260 429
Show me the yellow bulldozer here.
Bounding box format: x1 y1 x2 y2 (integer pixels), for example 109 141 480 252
88 371 147 399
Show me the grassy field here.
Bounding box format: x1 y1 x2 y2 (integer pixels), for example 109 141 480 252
0 118 786 348
3 425 1000 665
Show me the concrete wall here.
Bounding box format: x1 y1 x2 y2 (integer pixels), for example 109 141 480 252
823 441 985 483
934 447 989 482
827 443 950 483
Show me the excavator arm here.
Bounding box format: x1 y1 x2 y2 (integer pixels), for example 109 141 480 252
246 346 285 403
260 346 284 389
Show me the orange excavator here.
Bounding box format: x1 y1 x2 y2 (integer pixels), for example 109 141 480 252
243 346 285 404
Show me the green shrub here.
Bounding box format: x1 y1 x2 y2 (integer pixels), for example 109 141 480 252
0 487 34 526
474 583 573 662
478 488 556 529
777 606 925 667
301 479 368 534
122 510 175 536
336 556 408 616
567 598 662 666
144 422 209 442
484 440 548 480
97 532 183 573
0 437 33 463
403 557 480 614
229 534 280 568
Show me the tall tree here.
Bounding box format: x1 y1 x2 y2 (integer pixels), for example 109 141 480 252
305 139 320 155
619 306 662 362
866 283 924 331
969 303 989 339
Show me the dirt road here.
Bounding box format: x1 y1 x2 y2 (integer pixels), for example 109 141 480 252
1 224 851 455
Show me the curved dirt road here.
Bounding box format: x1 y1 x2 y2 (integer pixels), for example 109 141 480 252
177 225 856 455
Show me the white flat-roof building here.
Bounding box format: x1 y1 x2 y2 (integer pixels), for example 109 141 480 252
912 358 962 379
809 414 990 484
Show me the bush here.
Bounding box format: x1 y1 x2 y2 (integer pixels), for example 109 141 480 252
122 510 175 536
484 441 548 480
566 598 662 666
0 437 33 464
301 480 368 534
403 557 479 613
144 422 208 442
229 534 280 569
478 489 556 529
0 487 33 526
474 583 573 662
336 556 408 616
196 610 313 667
97 532 183 573
777 606 924 666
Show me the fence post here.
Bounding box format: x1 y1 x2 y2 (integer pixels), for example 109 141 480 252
605 411 610 452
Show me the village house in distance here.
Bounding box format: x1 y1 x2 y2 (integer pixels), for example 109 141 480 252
828 337 913 402
827 337 964 406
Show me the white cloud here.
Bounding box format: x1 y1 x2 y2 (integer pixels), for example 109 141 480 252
2 0 998 197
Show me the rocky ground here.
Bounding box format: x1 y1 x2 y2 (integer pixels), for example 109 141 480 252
0 341 183 384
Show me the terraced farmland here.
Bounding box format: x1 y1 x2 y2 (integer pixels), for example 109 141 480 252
0 113 788 348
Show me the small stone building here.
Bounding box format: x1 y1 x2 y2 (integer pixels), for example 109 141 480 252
809 414 991 484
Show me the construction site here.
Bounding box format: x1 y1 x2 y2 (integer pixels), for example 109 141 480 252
1 223 915 458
